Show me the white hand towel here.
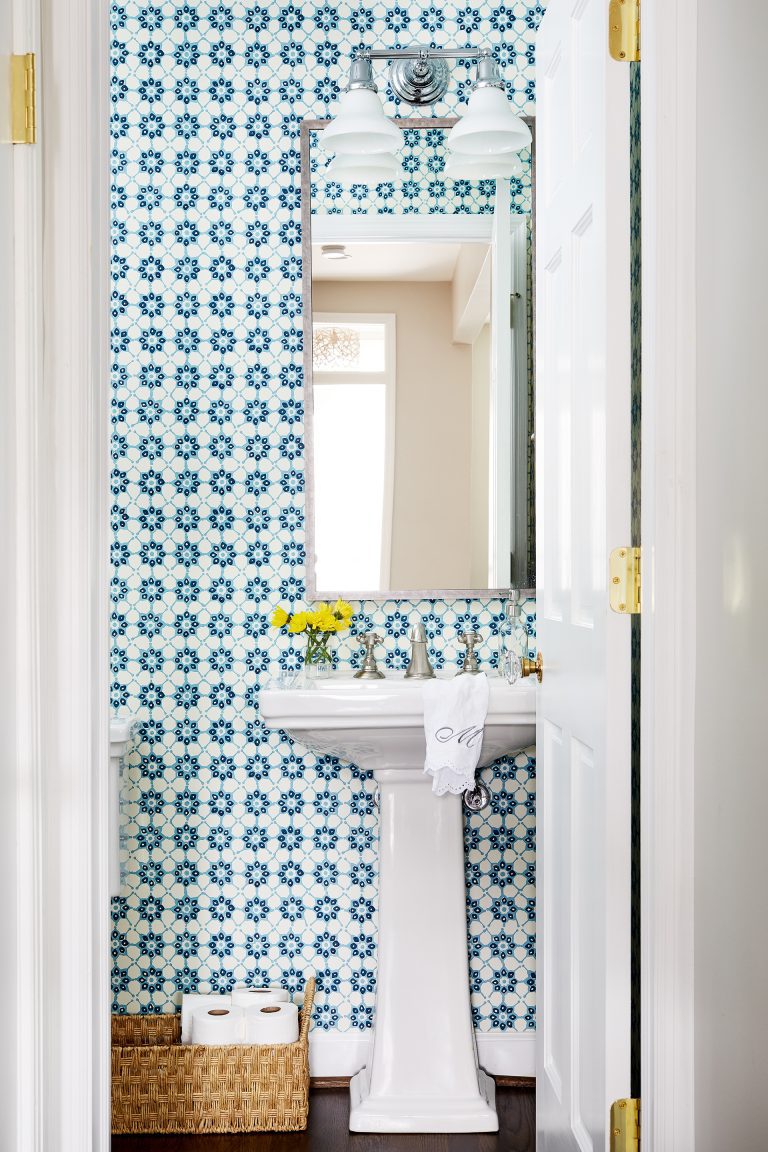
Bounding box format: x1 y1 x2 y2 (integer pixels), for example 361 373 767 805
423 673 489 796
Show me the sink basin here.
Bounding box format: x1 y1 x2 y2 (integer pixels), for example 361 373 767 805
259 671 536 772
260 670 537 1134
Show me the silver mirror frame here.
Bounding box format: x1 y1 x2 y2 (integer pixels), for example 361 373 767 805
300 116 536 601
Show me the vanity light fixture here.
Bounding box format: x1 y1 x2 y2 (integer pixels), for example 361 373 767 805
319 47 531 162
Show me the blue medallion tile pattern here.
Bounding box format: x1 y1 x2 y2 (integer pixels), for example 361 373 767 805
110 0 544 1035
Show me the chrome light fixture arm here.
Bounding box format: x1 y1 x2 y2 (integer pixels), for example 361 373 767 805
357 46 495 62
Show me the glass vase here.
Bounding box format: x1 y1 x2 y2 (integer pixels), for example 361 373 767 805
303 629 333 680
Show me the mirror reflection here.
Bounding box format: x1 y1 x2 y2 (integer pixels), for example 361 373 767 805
302 121 535 598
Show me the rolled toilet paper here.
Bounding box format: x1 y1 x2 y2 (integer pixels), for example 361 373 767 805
190 1004 246 1046
244 1002 299 1045
181 992 232 1044
231 984 290 1009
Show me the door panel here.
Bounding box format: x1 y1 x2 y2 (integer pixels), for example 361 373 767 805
536 0 632 1147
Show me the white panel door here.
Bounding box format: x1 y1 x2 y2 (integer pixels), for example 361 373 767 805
535 0 632 1148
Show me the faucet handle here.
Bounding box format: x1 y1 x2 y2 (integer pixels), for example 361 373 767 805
354 632 385 680
457 630 481 675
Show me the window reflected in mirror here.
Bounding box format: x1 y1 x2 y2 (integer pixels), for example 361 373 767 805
312 316 395 590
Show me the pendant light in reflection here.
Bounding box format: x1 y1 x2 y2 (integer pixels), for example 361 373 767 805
326 151 403 186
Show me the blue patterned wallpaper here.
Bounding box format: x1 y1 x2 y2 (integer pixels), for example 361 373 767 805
109 0 542 1036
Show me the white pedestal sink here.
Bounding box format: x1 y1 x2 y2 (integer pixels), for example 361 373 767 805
259 671 536 1133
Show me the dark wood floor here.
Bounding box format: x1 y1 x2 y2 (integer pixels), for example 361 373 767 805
112 1086 535 1152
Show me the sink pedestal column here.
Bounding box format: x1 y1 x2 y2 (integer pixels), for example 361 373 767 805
349 767 498 1133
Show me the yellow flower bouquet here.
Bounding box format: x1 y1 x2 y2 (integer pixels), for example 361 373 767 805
271 599 354 673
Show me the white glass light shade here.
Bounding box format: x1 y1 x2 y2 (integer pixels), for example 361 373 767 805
447 87 532 156
443 152 523 180
318 89 403 156
326 152 403 185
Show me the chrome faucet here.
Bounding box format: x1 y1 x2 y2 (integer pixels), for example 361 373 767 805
404 621 435 679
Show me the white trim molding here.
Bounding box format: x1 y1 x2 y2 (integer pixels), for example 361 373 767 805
37 0 111 1149
641 1 698 1149
476 1032 536 1079
2 1 44 1148
309 1030 535 1080
309 1032 373 1078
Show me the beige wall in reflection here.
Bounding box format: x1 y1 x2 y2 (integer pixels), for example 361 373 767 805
313 279 475 589
470 323 491 588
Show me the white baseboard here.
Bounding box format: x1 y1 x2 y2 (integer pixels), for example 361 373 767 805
309 1030 535 1079
476 1032 536 1077
309 1031 372 1078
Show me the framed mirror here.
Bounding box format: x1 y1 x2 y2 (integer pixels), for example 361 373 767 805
301 118 535 599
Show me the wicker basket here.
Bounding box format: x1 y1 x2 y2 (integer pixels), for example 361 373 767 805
111 976 315 1135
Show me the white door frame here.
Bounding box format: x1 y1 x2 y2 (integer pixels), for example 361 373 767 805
2 0 44 1146
41 1 112 1147
640 1 698 1149
6 0 111 1149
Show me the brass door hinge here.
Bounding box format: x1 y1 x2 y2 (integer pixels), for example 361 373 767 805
11 53 37 144
609 546 641 614
609 0 641 62
610 1098 640 1152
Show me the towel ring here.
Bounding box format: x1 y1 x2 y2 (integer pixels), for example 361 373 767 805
463 782 490 813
